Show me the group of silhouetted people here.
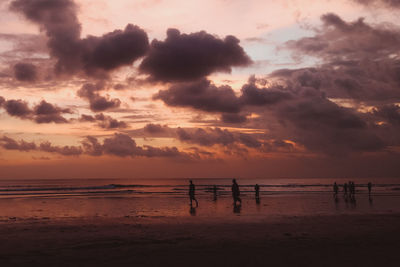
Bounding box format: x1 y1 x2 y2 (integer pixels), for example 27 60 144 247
333 181 373 202
188 179 261 209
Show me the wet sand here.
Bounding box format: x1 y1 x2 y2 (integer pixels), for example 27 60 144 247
1 212 400 266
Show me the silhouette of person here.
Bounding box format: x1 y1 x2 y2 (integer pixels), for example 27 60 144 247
368 182 372 196
232 179 242 206
333 182 339 198
213 185 217 201
343 183 348 196
189 180 198 207
255 184 260 198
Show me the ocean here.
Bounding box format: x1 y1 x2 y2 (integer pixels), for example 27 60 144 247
0 178 399 220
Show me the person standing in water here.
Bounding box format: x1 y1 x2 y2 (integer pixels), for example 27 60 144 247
343 183 348 196
213 185 218 201
368 182 372 196
333 182 339 198
232 179 242 206
189 180 198 207
255 184 260 198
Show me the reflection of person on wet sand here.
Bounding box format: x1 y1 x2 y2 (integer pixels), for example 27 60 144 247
213 185 217 201
255 184 260 204
189 206 196 216
233 204 241 214
232 179 242 206
189 180 198 207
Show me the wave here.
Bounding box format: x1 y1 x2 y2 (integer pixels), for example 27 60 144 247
0 182 400 198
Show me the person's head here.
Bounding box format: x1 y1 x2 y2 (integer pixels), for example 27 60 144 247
190 180 193 184
232 179 236 183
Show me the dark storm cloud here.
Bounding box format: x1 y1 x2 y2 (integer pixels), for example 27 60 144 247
10 0 82 74
220 113 247 123
80 113 128 129
239 80 292 106
13 63 37 81
77 83 121 112
153 77 298 119
176 127 266 150
274 95 385 155
286 13 400 64
139 28 252 82
0 97 70 123
177 127 236 147
154 79 241 113
238 133 262 148
81 24 149 76
250 13 400 155
10 0 149 77
372 104 400 125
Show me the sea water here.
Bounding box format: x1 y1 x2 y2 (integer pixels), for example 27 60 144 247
0 178 399 220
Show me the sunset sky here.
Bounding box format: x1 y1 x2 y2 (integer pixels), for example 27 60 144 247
0 0 400 179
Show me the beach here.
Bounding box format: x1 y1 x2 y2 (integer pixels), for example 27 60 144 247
1 178 400 266
1 213 400 266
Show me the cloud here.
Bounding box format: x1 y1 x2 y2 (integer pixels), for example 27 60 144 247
143 123 168 134
0 136 36 151
372 104 400 125
239 76 292 106
2 99 32 118
33 100 71 123
80 113 128 129
177 127 236 147
77 83 121 112
154 79 241 113
220 113 247 123
352 0 400 8
139 28 252 82
176 127 265 150
39 141 83 156
0 136 81 155
82 133 193 158
10 0 149 77
81 24 149 76
0 97 70 123
0 134 195 159
13 63 37 81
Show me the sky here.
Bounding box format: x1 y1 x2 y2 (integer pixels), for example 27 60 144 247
0 0 400 179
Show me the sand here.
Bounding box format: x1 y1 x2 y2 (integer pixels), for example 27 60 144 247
1 212 400 267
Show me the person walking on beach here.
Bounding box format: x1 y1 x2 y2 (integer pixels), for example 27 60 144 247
232 179 242 206
189 180 198 207
368 182 372 196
